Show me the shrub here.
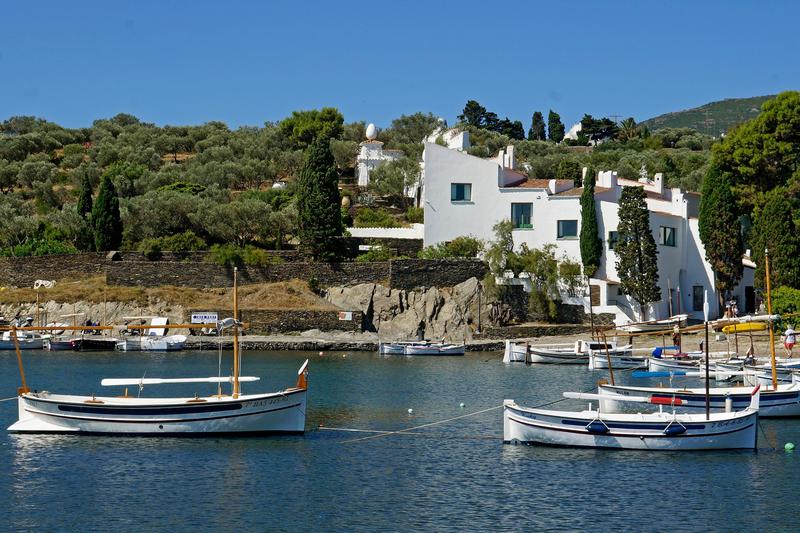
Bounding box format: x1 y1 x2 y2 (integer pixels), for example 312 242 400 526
157 181 207 194
418 235 483 259
207 243 283 267
307 275 320 294
354 207 400 228
2 238 78 257
405 206 423 223
356 246 394 262
772 286 800 330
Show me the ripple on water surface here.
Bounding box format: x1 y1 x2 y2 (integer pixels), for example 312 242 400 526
1 349 799 531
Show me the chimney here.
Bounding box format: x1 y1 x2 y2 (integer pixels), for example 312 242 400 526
505 145 516 169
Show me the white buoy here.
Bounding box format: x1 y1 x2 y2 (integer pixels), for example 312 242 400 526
459 402 465 408
319 351 324 356
407 408 413 414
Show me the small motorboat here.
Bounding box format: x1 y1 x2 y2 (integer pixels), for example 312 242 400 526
503 386 760 450
403 342 465 356
116 334 187 352
0 331 44 350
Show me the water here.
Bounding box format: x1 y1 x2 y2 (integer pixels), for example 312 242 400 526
1 349 799 532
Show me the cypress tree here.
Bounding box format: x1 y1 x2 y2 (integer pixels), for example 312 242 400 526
92 175 123 251
698 167 743 308
529 111 546 141
615 186 660 320
579 168 602 277
751 189 800 289
547 110 565 142
77 174 93 218
296 137 344 261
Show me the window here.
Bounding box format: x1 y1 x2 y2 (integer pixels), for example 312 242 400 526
557 220 578 239
450 183 471 202
692 285 704 312
608 231 619 250
659 226 676 247
511 203 533 229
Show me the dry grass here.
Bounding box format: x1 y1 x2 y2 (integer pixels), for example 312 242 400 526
0 276 335 311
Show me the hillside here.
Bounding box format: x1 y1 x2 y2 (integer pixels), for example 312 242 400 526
642 95 775 137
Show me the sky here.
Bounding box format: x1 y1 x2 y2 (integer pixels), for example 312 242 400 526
1 1 799 131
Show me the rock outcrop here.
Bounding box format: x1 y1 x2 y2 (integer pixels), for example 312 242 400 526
326 277 488 341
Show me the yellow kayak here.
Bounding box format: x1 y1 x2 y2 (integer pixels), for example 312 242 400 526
722 322 767 334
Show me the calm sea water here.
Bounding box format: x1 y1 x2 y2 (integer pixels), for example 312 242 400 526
1 348 799 532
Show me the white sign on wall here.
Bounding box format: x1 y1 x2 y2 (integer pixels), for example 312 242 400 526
338 311 353 321
191 312 218 324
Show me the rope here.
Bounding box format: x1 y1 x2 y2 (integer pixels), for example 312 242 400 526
341 404 504 444
758 419 778 451
1 396 18 402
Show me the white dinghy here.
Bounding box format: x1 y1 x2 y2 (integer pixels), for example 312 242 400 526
503 386 760 450
7 268 309 436
504 339 631 364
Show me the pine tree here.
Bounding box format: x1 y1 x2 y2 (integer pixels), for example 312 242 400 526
615 186 660 319
296 137 345 261
529 111 546 141
77 174 93 218
92 175 123 251
698 167 743 308
579 168 602 277
547 110 565 142
751 189 800 289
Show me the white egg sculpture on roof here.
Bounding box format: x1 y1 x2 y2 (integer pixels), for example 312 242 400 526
366 123 377 140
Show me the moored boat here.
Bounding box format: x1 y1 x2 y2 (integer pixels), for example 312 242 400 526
403 342 465 355
0 331 44 350
617 314 688 333
503 387 760 450
504 339 632 365
588 351 647 370
599 381 800 417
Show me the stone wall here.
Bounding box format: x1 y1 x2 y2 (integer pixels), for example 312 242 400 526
186 308 363 334
114 250 303 263
0 253 107 287
389 259 487 290
351 237 423 257
109 261 390 288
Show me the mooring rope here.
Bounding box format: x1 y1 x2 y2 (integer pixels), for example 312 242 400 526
341 404 504 444
1 396 18 402
758 419 778 451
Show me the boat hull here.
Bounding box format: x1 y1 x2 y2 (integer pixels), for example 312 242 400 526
0 339 44 350
599 383 800 418
589 353 647 370
72 338 119 351
116 335 187 352
527 348 588 364
403 344 465 355
503 400 757 450
8 388 307 435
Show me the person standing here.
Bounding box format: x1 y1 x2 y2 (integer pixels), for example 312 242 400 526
784 325 796 357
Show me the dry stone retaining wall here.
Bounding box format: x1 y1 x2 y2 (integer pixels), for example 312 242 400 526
186 308 363 334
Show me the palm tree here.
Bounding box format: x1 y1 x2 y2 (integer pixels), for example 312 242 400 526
618 117 639 143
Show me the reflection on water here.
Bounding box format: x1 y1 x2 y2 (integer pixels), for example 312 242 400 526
1 350 800 530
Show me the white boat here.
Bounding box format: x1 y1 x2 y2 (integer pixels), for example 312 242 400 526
503 387 760 450
378 341 420 355
599 381 800 418
403 342 465 355
0 331 44 350
588 351 647 370
617 314 688 333
504 340 632 364
7 267 307 436
8 364 308 435
46 337 78 351
116 334 188 352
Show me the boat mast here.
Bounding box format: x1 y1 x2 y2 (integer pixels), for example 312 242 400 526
12 326 30 395
233 267 240 398
765 249 778 390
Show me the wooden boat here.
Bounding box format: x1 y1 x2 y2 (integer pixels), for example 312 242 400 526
8 363 308 435
72 337 119 351
599 381 800 418
617 314 687 333
504 340 632 364
588 351 647 370
503 387 760 450
722 322 767 334
378 341 422 355
7 267 308 436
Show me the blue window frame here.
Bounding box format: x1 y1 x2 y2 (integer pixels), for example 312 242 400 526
450 183 472 202
511 203 532 229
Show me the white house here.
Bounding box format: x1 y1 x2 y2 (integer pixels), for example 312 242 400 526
357 123 404 188
422 141 755 323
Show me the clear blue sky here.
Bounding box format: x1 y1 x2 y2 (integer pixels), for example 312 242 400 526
2 1 798 130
